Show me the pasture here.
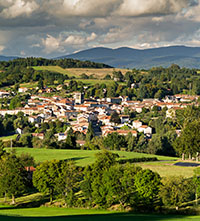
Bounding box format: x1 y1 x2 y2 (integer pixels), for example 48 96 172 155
10 148 177 166
7 148 198 177
32 66 128 79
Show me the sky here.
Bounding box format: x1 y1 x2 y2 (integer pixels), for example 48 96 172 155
0 0 200 58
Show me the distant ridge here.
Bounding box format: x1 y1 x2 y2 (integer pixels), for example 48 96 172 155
0 55 19 61
57 46 200 69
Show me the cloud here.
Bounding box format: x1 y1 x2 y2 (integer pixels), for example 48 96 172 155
42 32 97 54
116 0 196 17
51 0 122 17
0 0 200 57
0 45 5 53
0 0 39 19
42 34 61 54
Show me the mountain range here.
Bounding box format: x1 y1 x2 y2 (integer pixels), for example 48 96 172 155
2 45 200 69
58 46 200 69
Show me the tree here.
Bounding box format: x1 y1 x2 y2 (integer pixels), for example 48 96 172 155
103 132 126 150
64 128 76 149
160 176 195 209
33 160 62 203
0 140 5 157
110 112 121 124
174 120 200 160
134 169 161 208
0 154 28 204
193 168 200 205
81 150 119 207
38 78 44 89
9 97 22 110
102 163 142 208
86 122 95 141
113 71 124 82
19 134 33 147
55 161 83 206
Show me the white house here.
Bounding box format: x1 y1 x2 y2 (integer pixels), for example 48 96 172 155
56 133 67 141
18 87 29 93
132 120 142 129
138 125 152 135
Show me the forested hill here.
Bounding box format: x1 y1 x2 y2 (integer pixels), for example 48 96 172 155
0 57 112 69
0 55 19 61
59 45 200 69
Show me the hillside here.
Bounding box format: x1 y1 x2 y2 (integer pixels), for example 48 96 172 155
58 45 200 69
0 55 18 61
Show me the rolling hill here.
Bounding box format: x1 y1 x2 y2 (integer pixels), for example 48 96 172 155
0 55 19 61
57 46 200 69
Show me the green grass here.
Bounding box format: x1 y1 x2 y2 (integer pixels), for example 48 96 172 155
65 78 123 86
33 66 73 77
20 82 38 88
0 134 18 141
137 161 196 178
32 66 128 79
9 148 177 167
8 148 197 177
0 206 200 220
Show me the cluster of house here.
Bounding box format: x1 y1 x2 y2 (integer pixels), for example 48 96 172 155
0 90 199 141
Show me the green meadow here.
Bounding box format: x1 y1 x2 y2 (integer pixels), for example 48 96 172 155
7 148 198 177
10 147 177 165
0 205 200 221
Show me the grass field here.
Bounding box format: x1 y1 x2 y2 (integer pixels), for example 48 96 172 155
8 148 198 177
64 78 121 86
32 66 128 79
0 205 200 221
137 161 196 178
10 148 177 166
0 134 18 141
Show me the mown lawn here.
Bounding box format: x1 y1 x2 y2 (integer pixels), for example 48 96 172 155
0 206 200 221
9 148 177 166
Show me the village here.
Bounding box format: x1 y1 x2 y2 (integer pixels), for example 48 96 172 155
0 87 198 144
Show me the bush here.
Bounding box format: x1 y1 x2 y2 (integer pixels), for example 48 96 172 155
118 157 158 164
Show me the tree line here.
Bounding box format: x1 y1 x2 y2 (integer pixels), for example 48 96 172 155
0 147 199 212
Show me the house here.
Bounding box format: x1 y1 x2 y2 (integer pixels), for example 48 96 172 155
76 140 85 146
138 125 152 135
28 115 43 124
163 95 178 103
120 115 130 124
132 120 142 129
56 133 67 141
18 87 28 93
105 129 137 137
106 97 122 104
116 130 137 137
32 133 45 140
99 115 111 125
0 90 10 98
